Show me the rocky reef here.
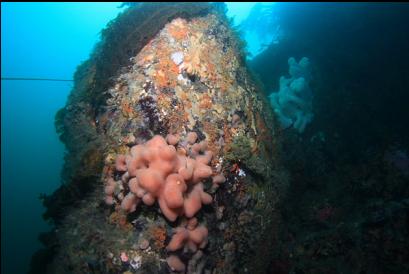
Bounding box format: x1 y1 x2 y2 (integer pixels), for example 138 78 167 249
31 3 287 274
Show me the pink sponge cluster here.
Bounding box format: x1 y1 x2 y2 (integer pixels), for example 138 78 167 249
104 133 225 272
167 217 208 252
104 133 225 222
166 217 208 272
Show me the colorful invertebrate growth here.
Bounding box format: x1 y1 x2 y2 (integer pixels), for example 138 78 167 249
35 3 285 274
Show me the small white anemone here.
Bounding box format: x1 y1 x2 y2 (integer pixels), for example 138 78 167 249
171 51 184 65
130 255 142 270
238 169 246 177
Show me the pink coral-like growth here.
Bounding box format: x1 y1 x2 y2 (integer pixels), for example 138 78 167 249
167 255 186 272
166 217 208 271
105 133 224 222
104 133 224 272
166 217 208 252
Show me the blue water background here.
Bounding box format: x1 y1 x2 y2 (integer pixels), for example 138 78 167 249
1 3 127 273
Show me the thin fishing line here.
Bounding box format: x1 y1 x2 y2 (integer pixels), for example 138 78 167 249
1 77 73 82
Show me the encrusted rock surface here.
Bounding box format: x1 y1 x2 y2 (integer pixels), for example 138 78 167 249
33 3 288 274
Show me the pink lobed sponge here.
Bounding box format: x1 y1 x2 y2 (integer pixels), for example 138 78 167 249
166 217 208 252
166 254 186 272
105 132 224 222
166 217 208 272
104 133 224 272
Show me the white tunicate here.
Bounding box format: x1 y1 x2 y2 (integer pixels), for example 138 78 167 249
130 255 142 270
171 51 184 65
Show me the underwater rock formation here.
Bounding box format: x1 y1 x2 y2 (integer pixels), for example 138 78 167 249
269 57 313 133
32 3 288 274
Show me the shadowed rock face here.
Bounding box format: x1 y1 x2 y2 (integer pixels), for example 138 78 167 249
250 3 409 274
32 3 288 274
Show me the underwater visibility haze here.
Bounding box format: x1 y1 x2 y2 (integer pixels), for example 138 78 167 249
1 2 409 274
